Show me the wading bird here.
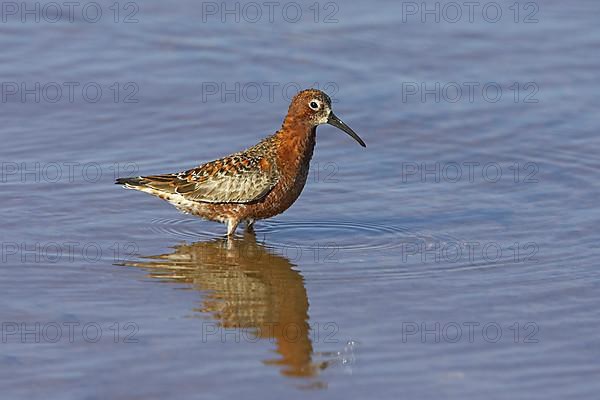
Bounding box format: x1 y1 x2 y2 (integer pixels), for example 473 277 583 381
116 89 366 236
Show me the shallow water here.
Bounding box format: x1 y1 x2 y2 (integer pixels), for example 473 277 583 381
1 0 600 398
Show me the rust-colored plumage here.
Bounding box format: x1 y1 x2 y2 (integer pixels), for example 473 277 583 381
116 89 366 236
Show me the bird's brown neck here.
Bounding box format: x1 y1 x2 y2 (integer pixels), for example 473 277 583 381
276 118 316 170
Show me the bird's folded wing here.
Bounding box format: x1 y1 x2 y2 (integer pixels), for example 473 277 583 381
141 155 279 204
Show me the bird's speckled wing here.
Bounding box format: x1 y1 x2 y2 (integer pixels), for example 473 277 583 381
135 146 279 204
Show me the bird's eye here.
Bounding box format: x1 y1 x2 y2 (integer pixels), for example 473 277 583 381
309 100 320 110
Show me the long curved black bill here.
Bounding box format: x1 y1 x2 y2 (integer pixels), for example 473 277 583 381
327 112 366 147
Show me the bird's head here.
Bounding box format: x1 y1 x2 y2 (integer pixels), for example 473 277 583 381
286 89 366 147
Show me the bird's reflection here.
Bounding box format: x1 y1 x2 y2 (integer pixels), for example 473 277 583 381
125 231 330 378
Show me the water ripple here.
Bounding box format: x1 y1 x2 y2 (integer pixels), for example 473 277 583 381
149 217 459 252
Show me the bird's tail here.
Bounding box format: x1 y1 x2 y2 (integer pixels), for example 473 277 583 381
115 175 179 194
115 176 144 187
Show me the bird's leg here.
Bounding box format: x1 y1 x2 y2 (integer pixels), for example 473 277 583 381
226 219 240 237
245 219 255 232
